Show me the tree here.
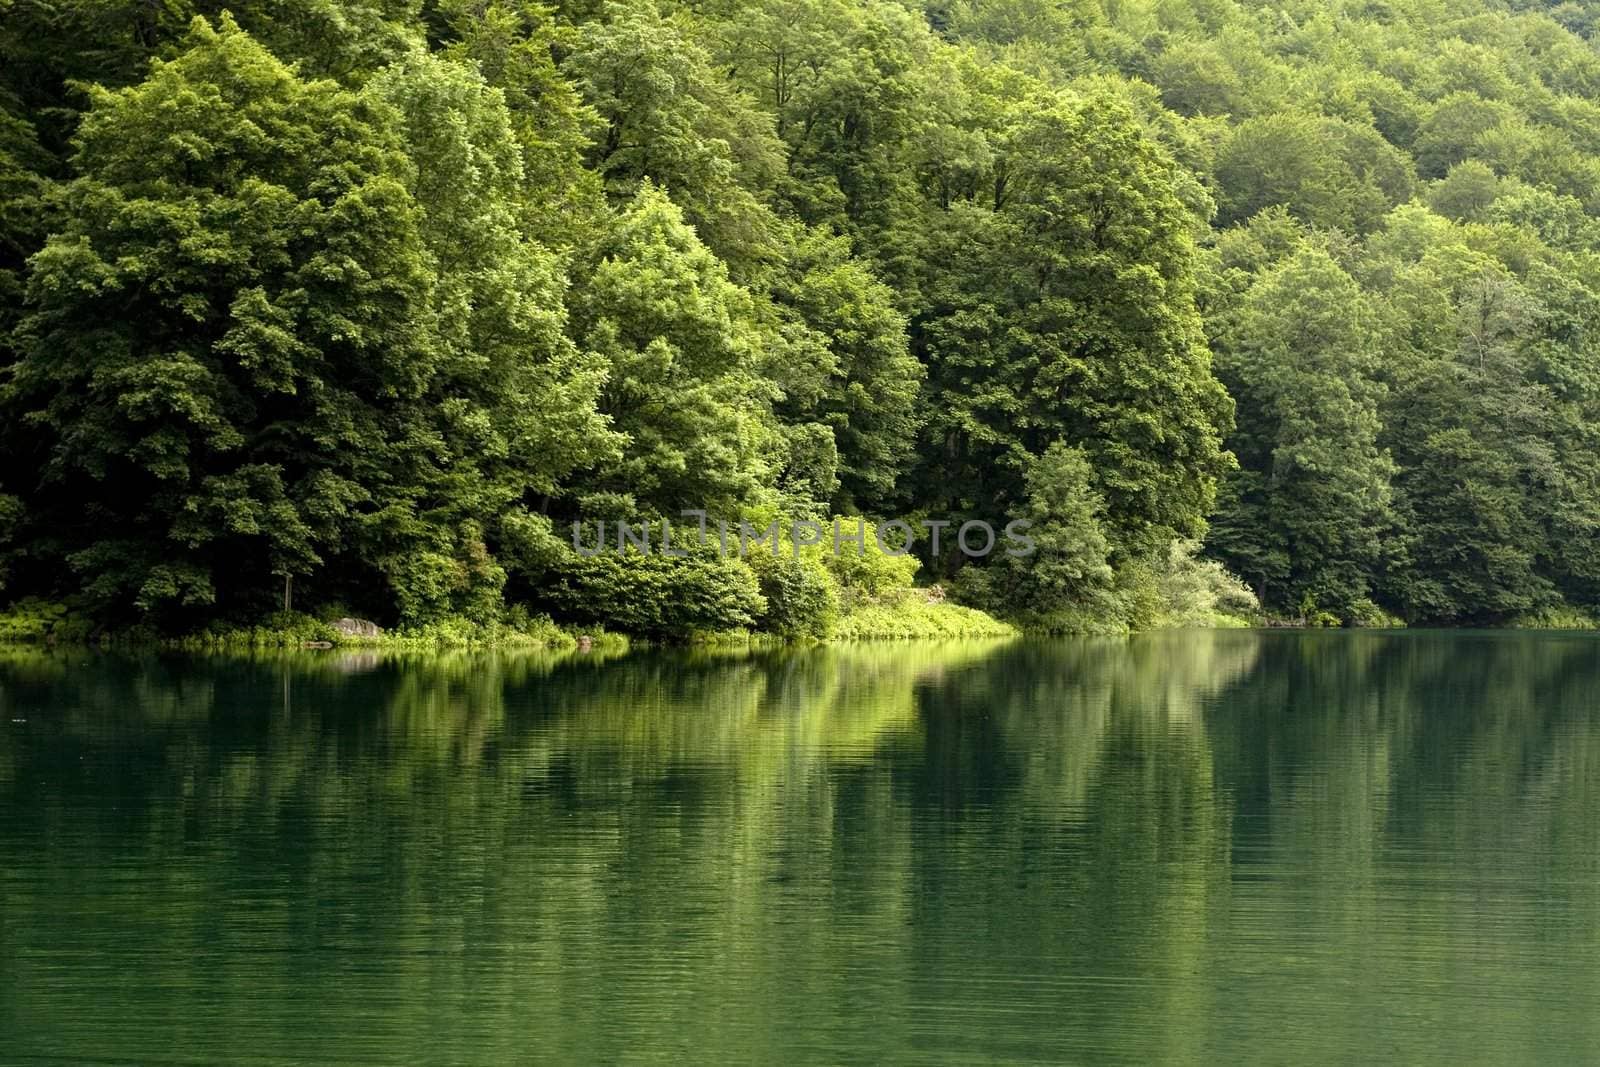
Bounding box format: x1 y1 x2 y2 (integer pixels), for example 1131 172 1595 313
717 0 937 283
765 226 922 513
1374 245 1566 622
568 0 784 277
1425 160 1502 222
0 101 46 368
1413 92 1517 179
568 183 781 519
431 0 606 248
912 87 1233 561
7 17 446 621
366 50 618 619
1214 113 1414 233
962 442 1117 627
1208 247 1394 616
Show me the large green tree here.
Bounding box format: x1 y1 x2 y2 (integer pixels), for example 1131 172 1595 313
568 183 782 519
568 0 784 277
764 226 923 513
366 50 617 621
7 17 449 621
1208 246 1394 616
912 87 1233 562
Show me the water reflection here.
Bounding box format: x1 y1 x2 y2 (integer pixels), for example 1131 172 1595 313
2 632 1599 1062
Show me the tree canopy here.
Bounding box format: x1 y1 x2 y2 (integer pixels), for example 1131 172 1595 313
6 0 1600 632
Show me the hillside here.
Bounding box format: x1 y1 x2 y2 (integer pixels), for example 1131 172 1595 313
3 0 1599 633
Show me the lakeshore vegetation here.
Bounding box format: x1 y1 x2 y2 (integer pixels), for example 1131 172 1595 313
3 0 1600 641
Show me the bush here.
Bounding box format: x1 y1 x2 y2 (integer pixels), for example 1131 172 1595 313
948 565 996 612
540 544 765 638
379 520 508 626
0 598 95 643
185 611 340 648
1348 597 1406 628
1111 557 1164 632
378 612 583 649
824 516 919 604
948 563 1125 634
1509 604 1598 630
832 595 1017 640
1157 539 1260 626
747 551 838 640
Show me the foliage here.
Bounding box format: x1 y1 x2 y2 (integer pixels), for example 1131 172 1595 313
540 543 767 637
822 517 921 605
10 0 1600 634
908 85 1233 561
745 547 840 640
765 227 924 512
568 183 780 517
0 491 21 593
830 592 1017 640
9 17 448 625
1156 539 1259 628
956 442 1117 627
1208 246 1394 619
0 597 94 643
1347 598 1406 629
1509 605 1600 630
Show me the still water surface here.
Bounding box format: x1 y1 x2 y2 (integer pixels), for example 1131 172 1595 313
3 631 1600 1063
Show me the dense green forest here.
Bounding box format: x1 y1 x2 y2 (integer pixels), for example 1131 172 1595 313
4 0 1600 638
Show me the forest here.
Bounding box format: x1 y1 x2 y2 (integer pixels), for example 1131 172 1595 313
4 0 1600 639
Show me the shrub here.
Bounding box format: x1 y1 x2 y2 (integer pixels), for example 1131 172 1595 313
831 596 1017 640
1349 598 1406 628
540 544 765 638
1509 604 1598 630
1157 538 1260 626
747 551 838 640
0 598 95 643
180 612 340 649
824 516 919 604
1111 557 1164 632
948 565 995 612
379 521 508 626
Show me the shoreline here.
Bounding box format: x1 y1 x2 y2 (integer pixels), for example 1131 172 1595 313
0 596 1021 652
13 597 1590 653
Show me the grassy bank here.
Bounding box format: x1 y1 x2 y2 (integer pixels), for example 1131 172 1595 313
0 598 629 653
0 590 1272 651
832 596 1018 641
1507 607 1600 630
0 592 1020 650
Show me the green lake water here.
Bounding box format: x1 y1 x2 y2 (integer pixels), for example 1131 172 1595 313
3 631 1600 1063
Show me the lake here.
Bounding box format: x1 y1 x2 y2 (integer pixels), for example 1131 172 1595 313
3 631 1600 1063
